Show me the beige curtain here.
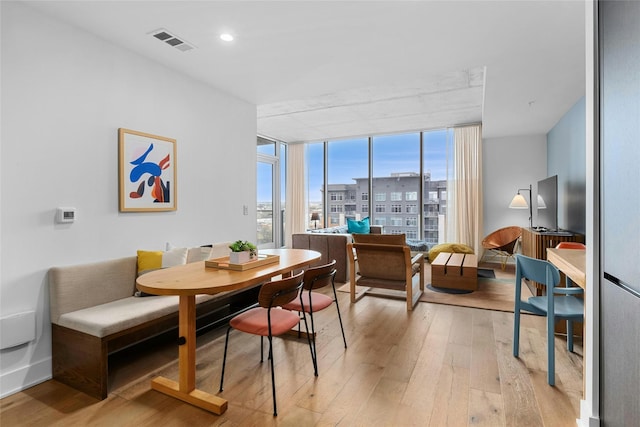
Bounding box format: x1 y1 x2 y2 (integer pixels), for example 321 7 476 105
446 124 484 255
284 143 307 247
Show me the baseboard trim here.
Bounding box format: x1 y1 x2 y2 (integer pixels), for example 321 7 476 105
0 357 52 399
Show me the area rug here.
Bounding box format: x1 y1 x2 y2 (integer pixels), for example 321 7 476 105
426 283 473 294
420 277 519 312
337 277 526 312
478 268 496 278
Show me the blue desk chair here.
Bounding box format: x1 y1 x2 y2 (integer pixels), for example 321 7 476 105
513 254 584 386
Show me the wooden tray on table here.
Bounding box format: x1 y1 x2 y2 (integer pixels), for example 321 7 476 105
204 254 280 271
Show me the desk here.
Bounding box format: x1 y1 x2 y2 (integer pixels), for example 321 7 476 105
136 248 321 415
547 247 586 396
546 248 586 289
522 228 584 294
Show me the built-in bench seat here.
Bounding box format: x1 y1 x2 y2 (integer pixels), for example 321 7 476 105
49 245 260 401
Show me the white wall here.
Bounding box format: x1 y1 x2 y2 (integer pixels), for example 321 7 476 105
0 2 257 397
482 134 547 237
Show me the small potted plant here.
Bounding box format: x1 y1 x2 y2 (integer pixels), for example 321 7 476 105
228 240 257 264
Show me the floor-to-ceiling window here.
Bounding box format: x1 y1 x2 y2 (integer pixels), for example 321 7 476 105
257 136 285 247
423 129 451 245
306 142 324 230
372 133 420 238
306 129 450 246
327 138 368 227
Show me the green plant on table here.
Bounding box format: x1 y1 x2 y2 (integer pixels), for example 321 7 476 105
229 240 257 257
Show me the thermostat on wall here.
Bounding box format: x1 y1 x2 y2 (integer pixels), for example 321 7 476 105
56 207 76 223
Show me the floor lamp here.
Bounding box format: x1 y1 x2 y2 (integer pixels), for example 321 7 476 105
509 185 532 228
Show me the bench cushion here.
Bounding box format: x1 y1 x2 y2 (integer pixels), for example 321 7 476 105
56 294 218 338
49 257 138 324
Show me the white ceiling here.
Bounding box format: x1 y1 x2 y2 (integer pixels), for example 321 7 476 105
24 0 586 142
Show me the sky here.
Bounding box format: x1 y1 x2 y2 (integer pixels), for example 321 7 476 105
307 130 450 202
257 129 451 203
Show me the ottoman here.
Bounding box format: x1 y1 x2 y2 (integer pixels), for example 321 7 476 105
431 252 478 291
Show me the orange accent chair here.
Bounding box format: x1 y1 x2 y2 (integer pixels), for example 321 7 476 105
481 226 522 269
219 271 314 416
282 260 346 376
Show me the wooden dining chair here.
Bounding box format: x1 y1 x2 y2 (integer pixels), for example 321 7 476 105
282 260 346 376
513 254 584 386
218 271 313 416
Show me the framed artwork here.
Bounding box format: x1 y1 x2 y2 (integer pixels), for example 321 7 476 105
118 128 177 212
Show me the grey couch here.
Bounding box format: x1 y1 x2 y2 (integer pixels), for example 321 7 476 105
291 225 382 282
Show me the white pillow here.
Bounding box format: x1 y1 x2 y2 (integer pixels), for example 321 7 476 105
162 247 188 267
187 246 213 263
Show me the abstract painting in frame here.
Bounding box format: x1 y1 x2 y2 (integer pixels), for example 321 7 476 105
119 128 177 212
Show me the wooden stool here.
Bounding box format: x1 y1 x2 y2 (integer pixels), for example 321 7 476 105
431 252 478 291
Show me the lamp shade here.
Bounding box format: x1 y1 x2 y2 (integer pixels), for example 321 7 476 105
509 194 528 209
537 194 547 209
310 212 320 221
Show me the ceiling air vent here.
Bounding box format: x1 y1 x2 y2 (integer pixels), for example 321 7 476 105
150 28 195 52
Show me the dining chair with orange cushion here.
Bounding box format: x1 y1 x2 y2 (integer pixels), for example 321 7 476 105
219 271 313 416
282 260 346 376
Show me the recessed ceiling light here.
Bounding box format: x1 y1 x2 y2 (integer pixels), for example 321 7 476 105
220 33 234 42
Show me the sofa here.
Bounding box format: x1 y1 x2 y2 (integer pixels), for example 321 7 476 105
291 225 382 282
48 242 261 400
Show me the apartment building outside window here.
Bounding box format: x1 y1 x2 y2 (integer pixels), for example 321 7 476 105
306 129 450 246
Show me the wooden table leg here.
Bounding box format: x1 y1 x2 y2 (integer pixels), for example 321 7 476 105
150 295 228 414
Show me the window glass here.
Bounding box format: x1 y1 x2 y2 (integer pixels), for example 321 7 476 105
423 129 450 245
372 133 420 235
327 138 368 226
307 142 324 229
257 136 276 156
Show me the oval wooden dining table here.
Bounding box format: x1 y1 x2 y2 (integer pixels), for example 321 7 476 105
136 248 321 415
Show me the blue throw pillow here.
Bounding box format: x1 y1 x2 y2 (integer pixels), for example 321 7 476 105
347 217 370 234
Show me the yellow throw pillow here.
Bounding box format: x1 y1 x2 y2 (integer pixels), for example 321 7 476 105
136 247 188 275
137 250 164 274
428 243 474 263
135 247 188 297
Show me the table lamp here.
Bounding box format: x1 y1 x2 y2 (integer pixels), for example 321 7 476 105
310 212 320 229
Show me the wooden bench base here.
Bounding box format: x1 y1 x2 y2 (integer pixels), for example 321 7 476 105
52 286 260 400
431 252 478 291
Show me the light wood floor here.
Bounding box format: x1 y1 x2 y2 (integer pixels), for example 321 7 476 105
0 262 583 426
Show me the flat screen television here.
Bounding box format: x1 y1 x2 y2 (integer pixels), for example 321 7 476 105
536 175 558 231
